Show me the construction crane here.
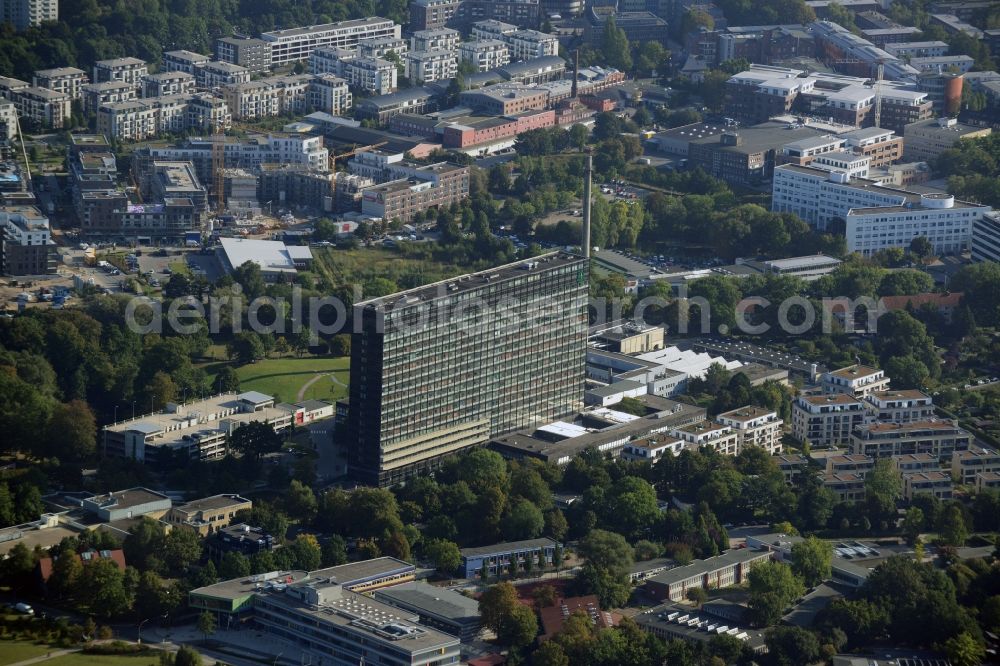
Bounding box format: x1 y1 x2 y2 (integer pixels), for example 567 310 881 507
874 60 884 129
330 141 388 212
211 130 225 211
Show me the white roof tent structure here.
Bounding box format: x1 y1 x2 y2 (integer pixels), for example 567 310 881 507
218 238 313 280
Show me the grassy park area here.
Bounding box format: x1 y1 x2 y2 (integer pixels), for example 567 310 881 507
45 653 168 666
0 640 52 665
206 356 350 404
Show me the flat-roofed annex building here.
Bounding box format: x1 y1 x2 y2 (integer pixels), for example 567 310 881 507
166 494 252 536
346 252 589 486
644 549 774 602
863 389 935 422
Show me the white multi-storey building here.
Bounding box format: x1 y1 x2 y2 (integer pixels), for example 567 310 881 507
863 390 935 423
315 50 398 96
97 100 158 141
142 71 196 99
260 17 401 65
308 74 352 115
470 19 518 41
32 67 88 100
358 36 409 59
410 27 460 52
716 406 783 454
81 81 137 114
93 57 148 87
670 420 739 456
197 61 251 89
458 40 510 72
505 29 559 61
1 0 58 30
162 50 211 76
405 49 457 84
822 365 890 399
792 394 867 447
13 86 70 128
223 81 281 121
772 163 991 256
0 100 17 141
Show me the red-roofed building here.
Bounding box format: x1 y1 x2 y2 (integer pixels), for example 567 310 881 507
881 292 963 323
538 595 620 641
36 548 126 592
467 655 506 666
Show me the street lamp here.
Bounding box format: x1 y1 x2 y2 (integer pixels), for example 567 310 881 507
137 618 150 645
272 651 284 666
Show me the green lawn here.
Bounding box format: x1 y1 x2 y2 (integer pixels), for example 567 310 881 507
206 356 350 404
47 651 174 666
0 640 51 665
168 260 190 276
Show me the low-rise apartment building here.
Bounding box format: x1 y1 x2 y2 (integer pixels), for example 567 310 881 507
825 453 875 476
166 494 252 536
716 406 783 454
471 19 518 42
32 67 87 100
776 453 808 484
621 434 686 462
822 472 867 503
851 419 973 460
93 57 148 87
976 472 1000 493
81 80 136 114
903 471 953 500
358 36 409 59
863 389 935 422
97 100 159 141
952 447 1000 485
892 452 941 474
405 49 457 85
458 40 510 72
792 394 867 447
821 365 890 398
312 48 398 95
670 420 739 456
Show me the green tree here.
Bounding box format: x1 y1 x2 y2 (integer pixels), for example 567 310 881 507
216 366 240 392
601 17 632 71
940 503 969 547
174 645 202 666
49 549 83 600
903 506 925 545
569 123 589 150
479 581 520 634
945 631 986 666
791 536 833 587
765 626 821 666
499 603 538 648
197 610 217 640
44 399 96 462
286 479 318 523
865 458 902 525
747 561 805 627
321 535 347 567
80 559 132 618
228 421 283 461
501 498 545 541
424 539 462 574
218 552 251 580
163 527 202 574
533 640 570 666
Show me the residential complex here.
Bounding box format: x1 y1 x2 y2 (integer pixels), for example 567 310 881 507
670 420 740 456
716 406 783 454
405 49 457 85
345 252 588 486
215 37 273 73
459 40 511 72
32 67 87 100
260 17 401 66
360 161 470 223
0 205 55 275
822 365 890 398
792 394 867 446
141 72 196 99
863 390 936 423
93 57 148 87
311 48 399 95
952 447 1000 485
850 420 974 460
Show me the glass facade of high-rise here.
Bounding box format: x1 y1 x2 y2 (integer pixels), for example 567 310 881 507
347 251 588 486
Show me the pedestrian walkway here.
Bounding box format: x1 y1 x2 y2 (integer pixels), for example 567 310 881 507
7 648 78 666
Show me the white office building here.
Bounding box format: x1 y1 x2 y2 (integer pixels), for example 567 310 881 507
773 163 991 256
